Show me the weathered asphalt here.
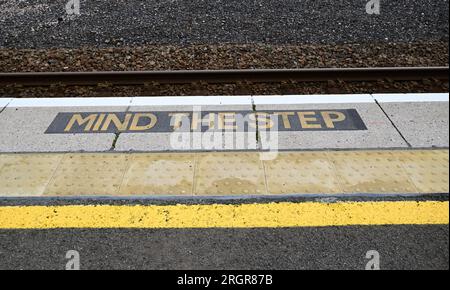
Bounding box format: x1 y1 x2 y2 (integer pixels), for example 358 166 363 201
1 193 448 207
0 0 448 48
0 195 448 270
0 225 448 270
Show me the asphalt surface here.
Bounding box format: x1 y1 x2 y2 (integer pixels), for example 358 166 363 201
0 0 448 48
0 194 448 270
1 193 448 207
0 225 448 270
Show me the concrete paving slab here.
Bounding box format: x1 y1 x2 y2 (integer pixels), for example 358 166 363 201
115 132 259 152
0 149 447 197
329 151 418 193
0 106 126 152
256 103 407 150
119 153 196 196
44 153 131 196
115 105 257 151
0 154 62 197
378 102 449 148
194 152 267 196
264 151 342 194
397 150 449 193
0 99 12 111
1 98 444 153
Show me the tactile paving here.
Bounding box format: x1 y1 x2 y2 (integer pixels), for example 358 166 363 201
44 153 130 196
194 152 267 195
398 150 449 193
0 154 62 196
264 152 342 194
328 151 418 193
0 154 12 170
119 153 195 195
0 149 448 197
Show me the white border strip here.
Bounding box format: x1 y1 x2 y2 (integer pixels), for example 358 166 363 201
131 95 253 106
2 93 448 108
253 94 374 104
7 97 133 108
373 93 449 103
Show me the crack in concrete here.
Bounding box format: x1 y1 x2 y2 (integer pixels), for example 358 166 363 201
0 99 12 115
251 96 261 150
110 132 121 150
109 101 133 151
375 99 412 148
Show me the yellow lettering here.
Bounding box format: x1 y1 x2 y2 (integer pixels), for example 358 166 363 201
169 113 190 130
321 111 345 128
64 114 97 132
92 113 106 131
249 112 274 129
321 111 346 128
192 112 215 130
129 113 158 131
275 112 295 129
297 112 321 129
218 112 237 130
101 113 132 131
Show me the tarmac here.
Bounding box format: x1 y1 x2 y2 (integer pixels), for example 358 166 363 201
0 93 448 270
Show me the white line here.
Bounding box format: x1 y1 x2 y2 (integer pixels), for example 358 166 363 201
7 97 133 107
130 96 253 106
4 93 448 108
252 94 375 105
6 96 252 108
373 93 449 103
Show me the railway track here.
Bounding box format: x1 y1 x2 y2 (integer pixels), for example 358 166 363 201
0 67 448 87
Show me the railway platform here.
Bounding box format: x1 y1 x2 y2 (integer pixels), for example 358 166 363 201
0 92 448 269
0 93 448 198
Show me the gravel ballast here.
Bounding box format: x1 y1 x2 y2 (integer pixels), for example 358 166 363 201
1 42 448 97
0 1 447 97
0 0 448 48
1 80 447 98
0 42 448 72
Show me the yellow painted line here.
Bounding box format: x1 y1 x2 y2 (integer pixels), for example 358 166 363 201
0 201 447 229
0 149 448 197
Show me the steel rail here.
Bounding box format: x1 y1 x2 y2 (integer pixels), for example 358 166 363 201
0 67 448 86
